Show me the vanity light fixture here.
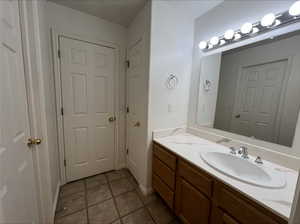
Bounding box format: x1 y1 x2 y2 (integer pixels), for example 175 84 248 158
210 36 219 46
289 1 300 16
261 13 276 27
198 1 300 51
234 33 242 40
252 27 260 34
224 29 235 40
241 22 253 34
198 41 208 50
220 39 226 45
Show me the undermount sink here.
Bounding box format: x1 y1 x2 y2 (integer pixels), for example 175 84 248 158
200 152 286 188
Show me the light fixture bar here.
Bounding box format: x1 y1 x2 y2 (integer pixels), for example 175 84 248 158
199 6 300 52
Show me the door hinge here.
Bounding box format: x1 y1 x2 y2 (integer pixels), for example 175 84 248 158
126 60 130 68
64 159 66 166
58 50 61 59
126 148 129 155
61 107 64 116
126 106 129 113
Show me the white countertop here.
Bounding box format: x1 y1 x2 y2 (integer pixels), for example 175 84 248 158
153 133 299 221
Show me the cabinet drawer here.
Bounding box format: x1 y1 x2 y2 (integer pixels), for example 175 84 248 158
177 159 213 197
153 143 176 170
153 156 175 189
214 182 286 224
152 174 174 209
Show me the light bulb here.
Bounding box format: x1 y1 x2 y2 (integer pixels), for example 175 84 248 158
198 41 207 50
234 33 241 40
289 1 300 16
224 29 235 40
210 36 219 46
261 13 276 27
252 27 259 34
275 19 281 26
241 22 253 34
220 40 226 45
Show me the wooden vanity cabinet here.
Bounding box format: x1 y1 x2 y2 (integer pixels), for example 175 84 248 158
175 159 213 224
152 143 288 224
152 143 177 209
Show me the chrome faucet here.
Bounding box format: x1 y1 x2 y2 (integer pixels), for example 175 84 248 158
238 146 249 159
255 156 263 165
229 146 237 155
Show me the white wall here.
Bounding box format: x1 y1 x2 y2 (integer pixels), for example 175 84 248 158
46 2 128 170
142 0 222 190
188 0 300 158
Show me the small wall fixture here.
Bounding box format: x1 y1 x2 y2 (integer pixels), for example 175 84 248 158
199 1 300 51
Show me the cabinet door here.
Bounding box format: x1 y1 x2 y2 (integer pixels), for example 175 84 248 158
175 177 211 224
211 206 240 224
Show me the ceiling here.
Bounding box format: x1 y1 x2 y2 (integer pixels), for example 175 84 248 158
48 0 147 27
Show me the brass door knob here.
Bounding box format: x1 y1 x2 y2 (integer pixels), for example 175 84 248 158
108 116 116 122
134 121 140 127
27 138 42 147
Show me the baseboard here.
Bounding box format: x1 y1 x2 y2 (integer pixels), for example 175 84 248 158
52 181 61 223
139 184 153 196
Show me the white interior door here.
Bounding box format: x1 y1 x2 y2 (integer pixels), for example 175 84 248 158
0 0 39 223
231 60 287 142
60 37 116 182
126 39 144 180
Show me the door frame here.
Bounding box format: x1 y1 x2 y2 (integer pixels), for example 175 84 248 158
230 56 292 143
125 37 144 181
51 30 120 184
18 0 53 222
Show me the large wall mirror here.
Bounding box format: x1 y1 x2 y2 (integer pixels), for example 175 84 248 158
197 31 300 147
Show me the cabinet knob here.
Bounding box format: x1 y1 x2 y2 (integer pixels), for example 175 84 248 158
108 116 116 122
27 138 42 147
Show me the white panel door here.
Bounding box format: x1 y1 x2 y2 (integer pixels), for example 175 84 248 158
60 37 115 182
0 0 39 223
231 60 287 142
126 40 144 180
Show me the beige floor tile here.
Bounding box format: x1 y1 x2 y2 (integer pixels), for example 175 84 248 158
115 191 143 216
122 208 154 224
87 184 112 206
88 199 119 224
55 192 86 218
55 209 87 224
111 220 121 224
128 176 139 189
85 174 107 189
110 178 135 196
147 198 175 224
106 169 131 182
60 180 85 198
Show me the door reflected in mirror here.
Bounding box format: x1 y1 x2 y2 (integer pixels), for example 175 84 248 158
198 31 300 147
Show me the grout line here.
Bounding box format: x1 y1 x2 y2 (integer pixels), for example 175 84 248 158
83 179 90 224
106 173 122 221
55 208 87 221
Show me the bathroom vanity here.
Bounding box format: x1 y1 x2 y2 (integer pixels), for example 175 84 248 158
152 134 298 224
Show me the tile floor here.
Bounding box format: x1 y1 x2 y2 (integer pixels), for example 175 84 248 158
55 169 182 224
